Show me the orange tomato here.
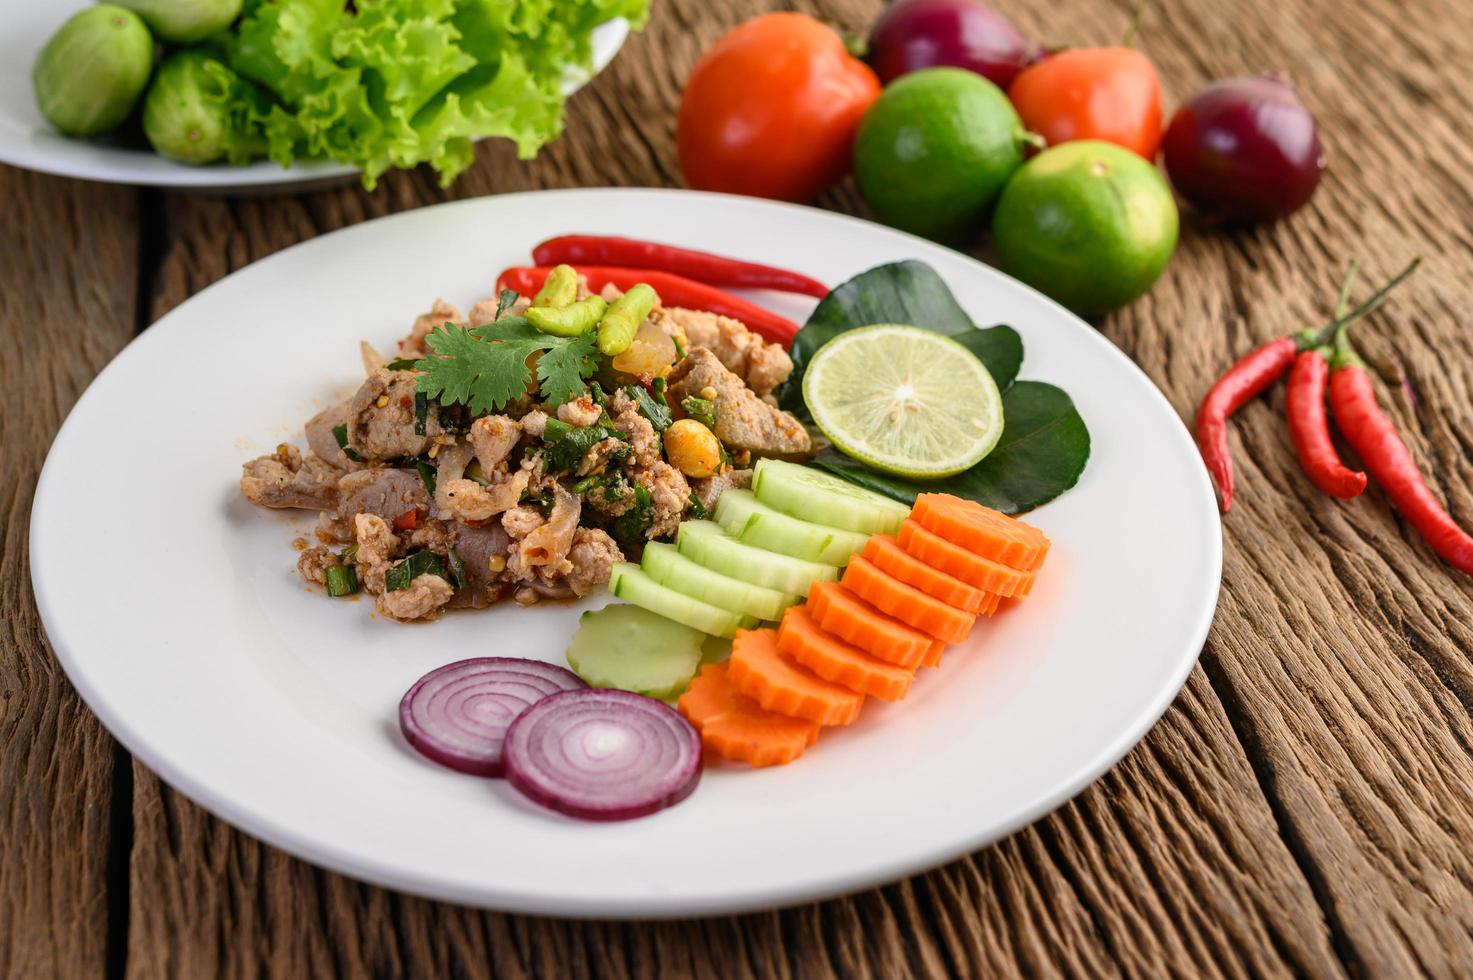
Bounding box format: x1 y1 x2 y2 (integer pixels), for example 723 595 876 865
677 13 881 202
1007 47 1163 159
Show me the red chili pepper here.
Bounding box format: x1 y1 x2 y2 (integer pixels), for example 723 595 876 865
1329 331 1473 575
392 508 422 532
1195 259 1419 512
1196 336 1301 512
496 265 800 347
531 235 830 298
1286 347 1367 499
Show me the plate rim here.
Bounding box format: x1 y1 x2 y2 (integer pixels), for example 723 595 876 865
30 187 1223 917
0 15 630 191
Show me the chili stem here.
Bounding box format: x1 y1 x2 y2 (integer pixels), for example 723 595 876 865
1303 258 1420 348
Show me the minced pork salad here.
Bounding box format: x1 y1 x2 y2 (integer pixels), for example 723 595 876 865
239 269 813 622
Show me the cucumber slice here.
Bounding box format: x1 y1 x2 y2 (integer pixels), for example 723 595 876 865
676 520 839 597
752 458 909 535
716 489 871 566
608 563 755 638
700 634 733 665
564 604 704 701
642 541 796 622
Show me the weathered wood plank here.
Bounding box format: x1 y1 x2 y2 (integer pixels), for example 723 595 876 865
0 167 138 978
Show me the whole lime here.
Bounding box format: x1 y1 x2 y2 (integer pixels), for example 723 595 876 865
32 6 154 137
991 140 1179 316
855 67 1031 244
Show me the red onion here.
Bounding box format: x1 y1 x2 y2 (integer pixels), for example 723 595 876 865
867 0 1042 90
1161 75 1326 223
399 658 586 777
503 689 702 821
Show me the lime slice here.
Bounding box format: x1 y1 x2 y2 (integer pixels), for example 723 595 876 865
802 324 1004 478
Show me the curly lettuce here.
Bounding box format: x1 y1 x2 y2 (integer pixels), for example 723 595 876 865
223 0 647 187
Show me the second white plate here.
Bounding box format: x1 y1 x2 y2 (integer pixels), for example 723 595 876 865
0 3 629 192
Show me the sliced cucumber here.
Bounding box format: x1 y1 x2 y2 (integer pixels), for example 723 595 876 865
642 541 795 622
676 520 839 597
564 604 705 701
700 634 733 666
752 458 909 536
608 563 755 638
716 489 871 566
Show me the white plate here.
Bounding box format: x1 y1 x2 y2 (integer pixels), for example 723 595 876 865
0 2 629 193
32 189 1222 918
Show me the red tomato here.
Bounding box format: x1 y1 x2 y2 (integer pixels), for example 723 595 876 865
1008 47 1163 159
677 13 881 202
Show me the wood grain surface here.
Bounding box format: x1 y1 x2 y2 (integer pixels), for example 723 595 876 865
5 0 1473 976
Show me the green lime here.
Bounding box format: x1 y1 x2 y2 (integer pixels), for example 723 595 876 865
855 67 1031 244
991 140 1179 317
803 324 1004 479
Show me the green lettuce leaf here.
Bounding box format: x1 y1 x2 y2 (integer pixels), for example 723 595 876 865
222 0 648 188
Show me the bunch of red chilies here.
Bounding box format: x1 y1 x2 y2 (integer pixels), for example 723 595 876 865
1197 258 1473 575
496 235 828 349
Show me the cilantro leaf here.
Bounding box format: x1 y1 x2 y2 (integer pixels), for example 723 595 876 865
415 317 599 413
538 332 601 407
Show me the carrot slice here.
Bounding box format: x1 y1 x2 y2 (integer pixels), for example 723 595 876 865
921 639 947 669
911 494 1050 571
842 555 976 644
777 607 915 702
898 520 1038 597
678 662 819 767
729 628 864 726
807 581 932 669
862 535 990 612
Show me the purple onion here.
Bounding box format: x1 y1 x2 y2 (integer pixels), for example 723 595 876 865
399 658 586 777
1161 75 1326 223
867 0 1042 89
503 688 702 822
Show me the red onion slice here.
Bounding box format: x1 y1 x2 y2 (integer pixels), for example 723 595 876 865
503 689 702 821
399 658 586 777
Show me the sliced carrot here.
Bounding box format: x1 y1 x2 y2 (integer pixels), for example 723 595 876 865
898 520 1037 598
678 662 819 767
807 581 932 669
912 494 1050 571
862 535 989 612
728 628 864 726
921 639 946 669
977 590 1003 617
842 555 975 644
777 607 915 702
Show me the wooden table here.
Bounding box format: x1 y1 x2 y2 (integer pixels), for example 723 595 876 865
7 0 1473 975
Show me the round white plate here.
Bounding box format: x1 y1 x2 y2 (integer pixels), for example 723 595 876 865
32 189 1222 918
0 2 628 193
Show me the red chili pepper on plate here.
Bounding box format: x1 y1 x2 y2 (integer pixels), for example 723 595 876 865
393 508 422 532
496 265 801 347
1195 259 1419 511
1285 265 1367 499
531 235 830 298
1328 329 1473 575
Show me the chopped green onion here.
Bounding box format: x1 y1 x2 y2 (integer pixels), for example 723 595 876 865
628 385 672 431
415 459 437 496
681 396 717 430
542 418 574 443
338 543 359 563
686 492 709 521
325 564 359 597
385 550 448 592
651 376 668 405
672 335 686 360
